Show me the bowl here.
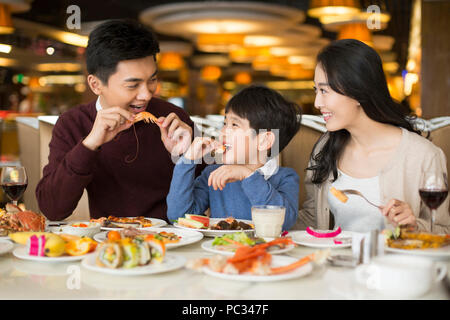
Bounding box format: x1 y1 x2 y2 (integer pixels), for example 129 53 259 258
61 222 101 238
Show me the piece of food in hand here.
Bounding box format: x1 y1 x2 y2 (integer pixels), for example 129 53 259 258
177 217 206 229
185 214 209 227
330 187 348 203
96 242 124 268
65 238 97 256
145 235 166 263
131 111 158 124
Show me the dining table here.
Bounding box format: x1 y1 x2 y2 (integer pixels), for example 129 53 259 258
0 225 449 301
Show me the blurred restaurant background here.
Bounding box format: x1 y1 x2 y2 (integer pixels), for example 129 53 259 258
0 0 448 215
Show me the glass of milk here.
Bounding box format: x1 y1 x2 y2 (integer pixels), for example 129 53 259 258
251 205 285 239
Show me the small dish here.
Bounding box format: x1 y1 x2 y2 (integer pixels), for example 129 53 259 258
61 221 101 238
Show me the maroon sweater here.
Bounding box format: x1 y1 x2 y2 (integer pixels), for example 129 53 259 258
36 98 195 221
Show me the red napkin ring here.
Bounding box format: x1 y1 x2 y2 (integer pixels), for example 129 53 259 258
306 226 342 238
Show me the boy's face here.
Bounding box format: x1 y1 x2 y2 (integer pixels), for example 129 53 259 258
220 111 262 165
91 56 158 114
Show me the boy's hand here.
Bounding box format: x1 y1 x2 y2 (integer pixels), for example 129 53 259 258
381 199 417 229
83 106 135 151
184 137 220 161
208 165 256 191
158 113 193 156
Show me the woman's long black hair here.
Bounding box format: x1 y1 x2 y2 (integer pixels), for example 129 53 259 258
307 39 419 185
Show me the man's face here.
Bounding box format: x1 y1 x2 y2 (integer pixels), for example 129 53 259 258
96 56 158 114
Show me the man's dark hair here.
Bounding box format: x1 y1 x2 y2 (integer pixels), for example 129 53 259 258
86 19 160 84
225 85 302 154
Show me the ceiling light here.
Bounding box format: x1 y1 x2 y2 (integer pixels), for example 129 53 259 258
308 0 360 18
140 2 305 37
0 43 11 53
46 46 55 55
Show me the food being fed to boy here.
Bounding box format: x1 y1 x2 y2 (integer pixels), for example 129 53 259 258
384 226 450 250
330 187 348 203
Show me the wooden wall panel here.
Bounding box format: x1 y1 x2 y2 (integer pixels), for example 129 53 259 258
421 0 450 118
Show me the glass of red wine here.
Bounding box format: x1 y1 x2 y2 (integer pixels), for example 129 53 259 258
0 166 28 206
419 171 448 233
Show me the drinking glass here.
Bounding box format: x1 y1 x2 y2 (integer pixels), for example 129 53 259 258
251 205 285 238
419 171 448 233
0 166 28 206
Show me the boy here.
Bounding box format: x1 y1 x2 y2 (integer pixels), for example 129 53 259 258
167 85 301 231
36 20 195 221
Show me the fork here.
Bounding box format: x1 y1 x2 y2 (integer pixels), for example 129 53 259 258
338 189 383 210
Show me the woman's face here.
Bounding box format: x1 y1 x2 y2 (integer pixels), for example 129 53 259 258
313 64 363 132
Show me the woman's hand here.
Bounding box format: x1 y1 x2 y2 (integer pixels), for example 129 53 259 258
208 165 257 191
381 199 417 228
184 137 220 161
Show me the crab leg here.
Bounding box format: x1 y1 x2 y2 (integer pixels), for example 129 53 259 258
270 254 314 275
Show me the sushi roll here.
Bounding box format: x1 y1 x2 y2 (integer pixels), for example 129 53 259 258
133 237 151 266
96 242 123 268
121 238 140 268
145 235 166 263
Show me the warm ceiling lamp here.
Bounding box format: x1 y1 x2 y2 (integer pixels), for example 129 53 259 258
270 65 314 79
338 23 373 46
252 56 289 71
196 34 244 53
200 65 222 81
308 0 360 18
158 52 185 71
35 63 82 72
229 47 270 63
0 4 13 34
234 71 252 85
140 2 305 37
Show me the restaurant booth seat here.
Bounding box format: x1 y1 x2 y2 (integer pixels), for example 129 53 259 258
425 119 450 180
280 116 326 209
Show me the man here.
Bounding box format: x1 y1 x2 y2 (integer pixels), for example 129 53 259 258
36 19 195 222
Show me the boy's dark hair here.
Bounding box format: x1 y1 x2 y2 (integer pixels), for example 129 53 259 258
225 85 302 154
86 19 160 84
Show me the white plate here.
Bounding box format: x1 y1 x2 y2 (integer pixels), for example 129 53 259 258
201 239 295 256
100 218 167 231
81 253 186 276
290 230 355 248
173 218 254 237
0 239 13 255
13 246 94 262
385 246 450 259
202 255 313 282
93 228 204 249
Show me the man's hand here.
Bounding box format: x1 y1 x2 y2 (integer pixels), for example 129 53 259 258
381 199 417 229
83 107 135 151
158 113 193 156
184 137 221 161
208 165 259 191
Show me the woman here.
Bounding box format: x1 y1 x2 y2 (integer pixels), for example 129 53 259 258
298 39 449 233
